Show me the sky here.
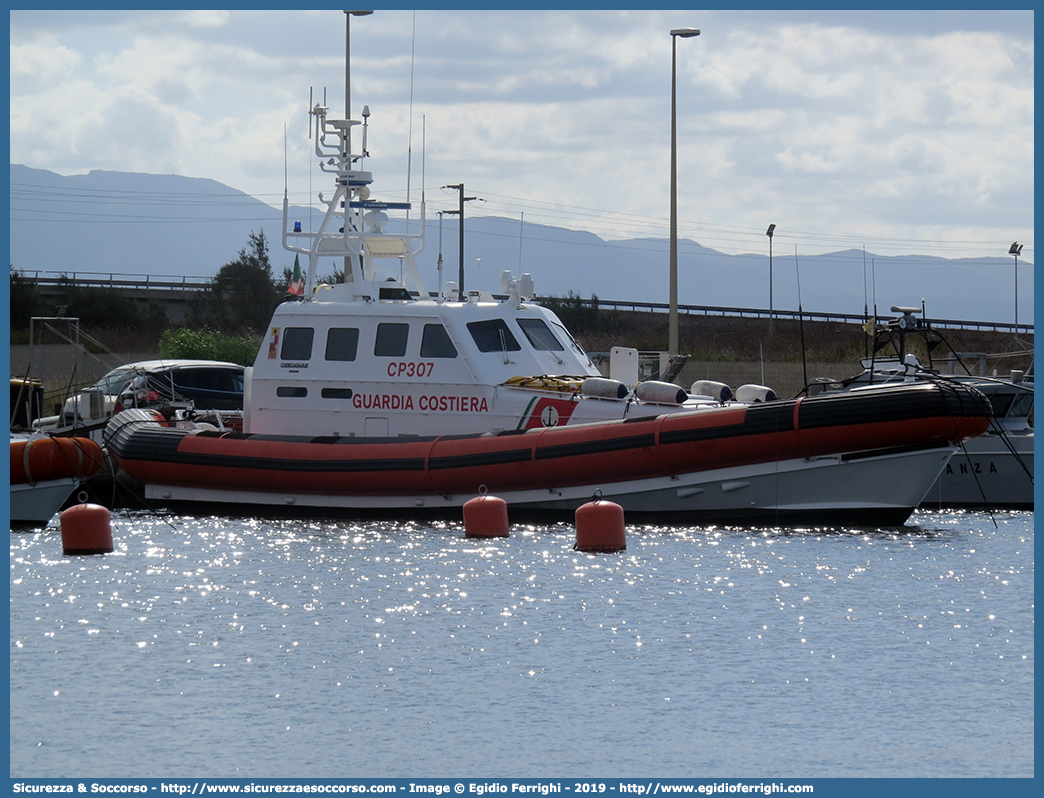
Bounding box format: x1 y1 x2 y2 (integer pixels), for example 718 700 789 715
8 8 1035 264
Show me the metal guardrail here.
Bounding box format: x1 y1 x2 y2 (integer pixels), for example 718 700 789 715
21 270 212 291
16 271 1033 335
536 296 1035 335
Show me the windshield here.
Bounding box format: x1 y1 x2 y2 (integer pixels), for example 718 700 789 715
550 320 588 360
96 368 138 395
517 318 565 352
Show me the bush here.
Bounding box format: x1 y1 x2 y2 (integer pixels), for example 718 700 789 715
159 328 261 366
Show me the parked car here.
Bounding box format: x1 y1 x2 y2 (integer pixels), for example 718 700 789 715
57 359 245 426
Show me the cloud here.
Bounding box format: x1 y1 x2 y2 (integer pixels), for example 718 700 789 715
10 34 82 92
180 10 230 29
659 20 1033 250
7 9 1034 263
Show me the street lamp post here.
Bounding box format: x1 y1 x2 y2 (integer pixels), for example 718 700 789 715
1009 241 1023 327
669 27 700 361
766 224 776 335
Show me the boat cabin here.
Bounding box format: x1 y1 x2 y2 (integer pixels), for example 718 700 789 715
245 280 603 438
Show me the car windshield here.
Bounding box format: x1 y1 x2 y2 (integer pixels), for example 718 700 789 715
97 368 138 395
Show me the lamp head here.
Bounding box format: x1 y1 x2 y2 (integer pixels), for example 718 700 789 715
1009 242 1023 256
766 224 776 238
671 28 701 38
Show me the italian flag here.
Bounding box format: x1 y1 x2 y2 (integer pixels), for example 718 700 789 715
287 255 304 296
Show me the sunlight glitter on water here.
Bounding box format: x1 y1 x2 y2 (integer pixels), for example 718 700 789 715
9 509 1034 777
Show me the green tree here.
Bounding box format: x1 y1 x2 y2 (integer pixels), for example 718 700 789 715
9 267 42 333
203 230 284 333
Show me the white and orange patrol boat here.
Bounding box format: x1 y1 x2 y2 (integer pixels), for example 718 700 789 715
105 95 992 525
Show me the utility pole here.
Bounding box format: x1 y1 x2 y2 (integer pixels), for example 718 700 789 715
441 183 476 294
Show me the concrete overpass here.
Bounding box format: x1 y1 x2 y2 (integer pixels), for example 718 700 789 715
20 270 212 325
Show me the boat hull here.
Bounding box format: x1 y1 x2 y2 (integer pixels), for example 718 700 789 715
10 477 80 525
136 446 955 526
106 382 991 525
920 432 1034 509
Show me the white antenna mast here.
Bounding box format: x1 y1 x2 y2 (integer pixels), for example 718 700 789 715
406 11 417 217
308 88 314 237
420 115 426 239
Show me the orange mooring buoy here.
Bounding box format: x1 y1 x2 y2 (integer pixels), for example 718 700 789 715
60 502 113 555
463 490 510 538
574 497 626 552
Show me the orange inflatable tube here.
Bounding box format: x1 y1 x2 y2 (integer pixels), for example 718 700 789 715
10 436 104 485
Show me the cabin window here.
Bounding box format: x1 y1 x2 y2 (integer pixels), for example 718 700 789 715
325 327 360 361
281 327 314 361
516 318 565 351
1010 392 1033 417
990 391 1033 418
551 319 588 358
420 324 458 358
321 388 354 399
988 393 1016 416
374 323 409 357
276 386 307 398
467 319 521 353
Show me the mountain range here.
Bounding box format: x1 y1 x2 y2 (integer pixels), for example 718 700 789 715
9 163 1033 325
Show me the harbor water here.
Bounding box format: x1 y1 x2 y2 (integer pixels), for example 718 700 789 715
9 509 1033 778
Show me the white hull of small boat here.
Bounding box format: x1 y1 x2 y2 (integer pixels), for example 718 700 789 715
10 477 80 525
825 338 1034 510
922 432 1034 509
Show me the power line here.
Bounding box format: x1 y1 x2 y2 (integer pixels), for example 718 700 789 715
9 180 1032 260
